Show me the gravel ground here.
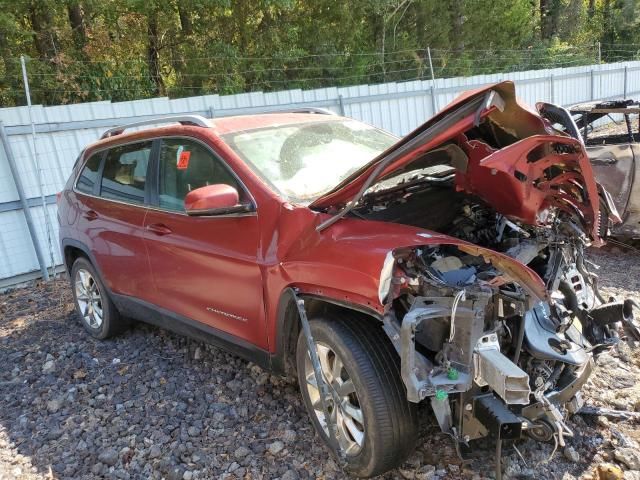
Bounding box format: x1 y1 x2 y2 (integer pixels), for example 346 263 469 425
1 249 640 480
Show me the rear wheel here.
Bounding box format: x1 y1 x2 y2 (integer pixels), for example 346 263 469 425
70 257 125 339
296 313 418 478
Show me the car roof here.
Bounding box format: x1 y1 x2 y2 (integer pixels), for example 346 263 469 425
208 112 343 135
89 112 345 152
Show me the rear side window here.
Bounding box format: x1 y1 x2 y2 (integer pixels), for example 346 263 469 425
158 138 242 211
100 141 152 205
76 153 102 194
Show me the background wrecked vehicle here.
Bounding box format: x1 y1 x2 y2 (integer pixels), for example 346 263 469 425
569 100 640 241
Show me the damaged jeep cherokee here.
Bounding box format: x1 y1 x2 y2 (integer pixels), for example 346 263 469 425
58 81 636 478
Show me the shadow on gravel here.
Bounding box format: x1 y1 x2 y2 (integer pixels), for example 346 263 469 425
1 249 638 480
0 280 336 480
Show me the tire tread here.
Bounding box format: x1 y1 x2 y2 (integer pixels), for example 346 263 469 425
298 312 418 477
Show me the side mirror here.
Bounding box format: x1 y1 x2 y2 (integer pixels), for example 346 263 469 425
184 184 252 216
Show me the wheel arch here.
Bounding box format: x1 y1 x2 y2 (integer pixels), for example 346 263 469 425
61 239 110 290
271 286 383 376
63 241 88 273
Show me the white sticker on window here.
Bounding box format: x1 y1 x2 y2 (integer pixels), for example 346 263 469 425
176 145 184 165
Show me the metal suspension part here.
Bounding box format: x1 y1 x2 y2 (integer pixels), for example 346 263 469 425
294 292 347 464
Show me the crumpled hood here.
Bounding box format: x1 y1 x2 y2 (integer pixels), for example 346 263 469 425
310 82 505 211
310 81 603 244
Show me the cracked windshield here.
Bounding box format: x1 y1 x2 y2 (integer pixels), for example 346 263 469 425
222 119 397 203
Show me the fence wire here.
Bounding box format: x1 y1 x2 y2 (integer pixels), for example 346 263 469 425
3 43 640 108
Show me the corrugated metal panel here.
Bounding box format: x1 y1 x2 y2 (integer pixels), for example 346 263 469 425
1 61 639 283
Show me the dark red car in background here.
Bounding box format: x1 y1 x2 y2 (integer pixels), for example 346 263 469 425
58 81 633 478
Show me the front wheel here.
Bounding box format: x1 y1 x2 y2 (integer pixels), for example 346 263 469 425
296 313 418 478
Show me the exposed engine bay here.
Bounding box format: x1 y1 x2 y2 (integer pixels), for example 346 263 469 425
351 88 640 466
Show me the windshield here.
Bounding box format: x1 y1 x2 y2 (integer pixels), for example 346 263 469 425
221 119 397 203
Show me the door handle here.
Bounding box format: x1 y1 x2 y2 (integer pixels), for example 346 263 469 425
83 210 98 221
146 223 173 236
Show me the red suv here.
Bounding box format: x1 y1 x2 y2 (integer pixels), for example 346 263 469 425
58 81 632 478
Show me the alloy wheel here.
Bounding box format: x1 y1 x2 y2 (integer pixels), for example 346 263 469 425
74 268 104 329
303 343 365 455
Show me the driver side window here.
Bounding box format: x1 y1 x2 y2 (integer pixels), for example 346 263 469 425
158 138 241 212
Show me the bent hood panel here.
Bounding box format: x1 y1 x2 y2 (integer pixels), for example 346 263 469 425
310 81 546 210
310 81 602 243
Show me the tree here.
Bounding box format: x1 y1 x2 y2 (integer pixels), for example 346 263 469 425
66 0 88 52
0 0 638 107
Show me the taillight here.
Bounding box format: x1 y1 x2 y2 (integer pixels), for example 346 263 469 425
56 191 62 204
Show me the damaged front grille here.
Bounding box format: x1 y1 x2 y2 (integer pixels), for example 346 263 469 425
377 238 621 468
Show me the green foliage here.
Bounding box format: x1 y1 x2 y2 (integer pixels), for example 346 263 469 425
0 0 639 106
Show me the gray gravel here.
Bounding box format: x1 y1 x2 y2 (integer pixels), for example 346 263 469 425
1 248 639 480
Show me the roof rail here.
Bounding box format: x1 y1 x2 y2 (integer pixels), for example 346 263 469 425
272 107 336 115
101 114 210 139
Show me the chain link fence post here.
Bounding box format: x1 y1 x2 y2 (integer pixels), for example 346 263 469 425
427 47 438 114
20 55 57 279
337 94 345 116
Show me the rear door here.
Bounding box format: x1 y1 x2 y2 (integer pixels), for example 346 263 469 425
74 140 155 299
142 137 267 349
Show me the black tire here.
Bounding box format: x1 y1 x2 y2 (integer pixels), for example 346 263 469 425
70 257 125 340
296 313 418 478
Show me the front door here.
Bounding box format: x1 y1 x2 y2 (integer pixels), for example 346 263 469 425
142 137 267 349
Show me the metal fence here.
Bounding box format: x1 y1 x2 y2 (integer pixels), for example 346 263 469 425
1 60 639 287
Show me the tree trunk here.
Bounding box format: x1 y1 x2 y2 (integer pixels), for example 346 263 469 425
0 31 21 106
540 0 561 40
232 0 250 54
0 31 13 72
602 0 613 45
178 5 192 36
540 0 551 39
449 1 464 52
28 3 59 60
67 1 87 51
369 9 384 58
588 0 596 18
147 9 164 96
232 0 251 87
414 0 427 58
365 7 385 83
174 5 196 93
